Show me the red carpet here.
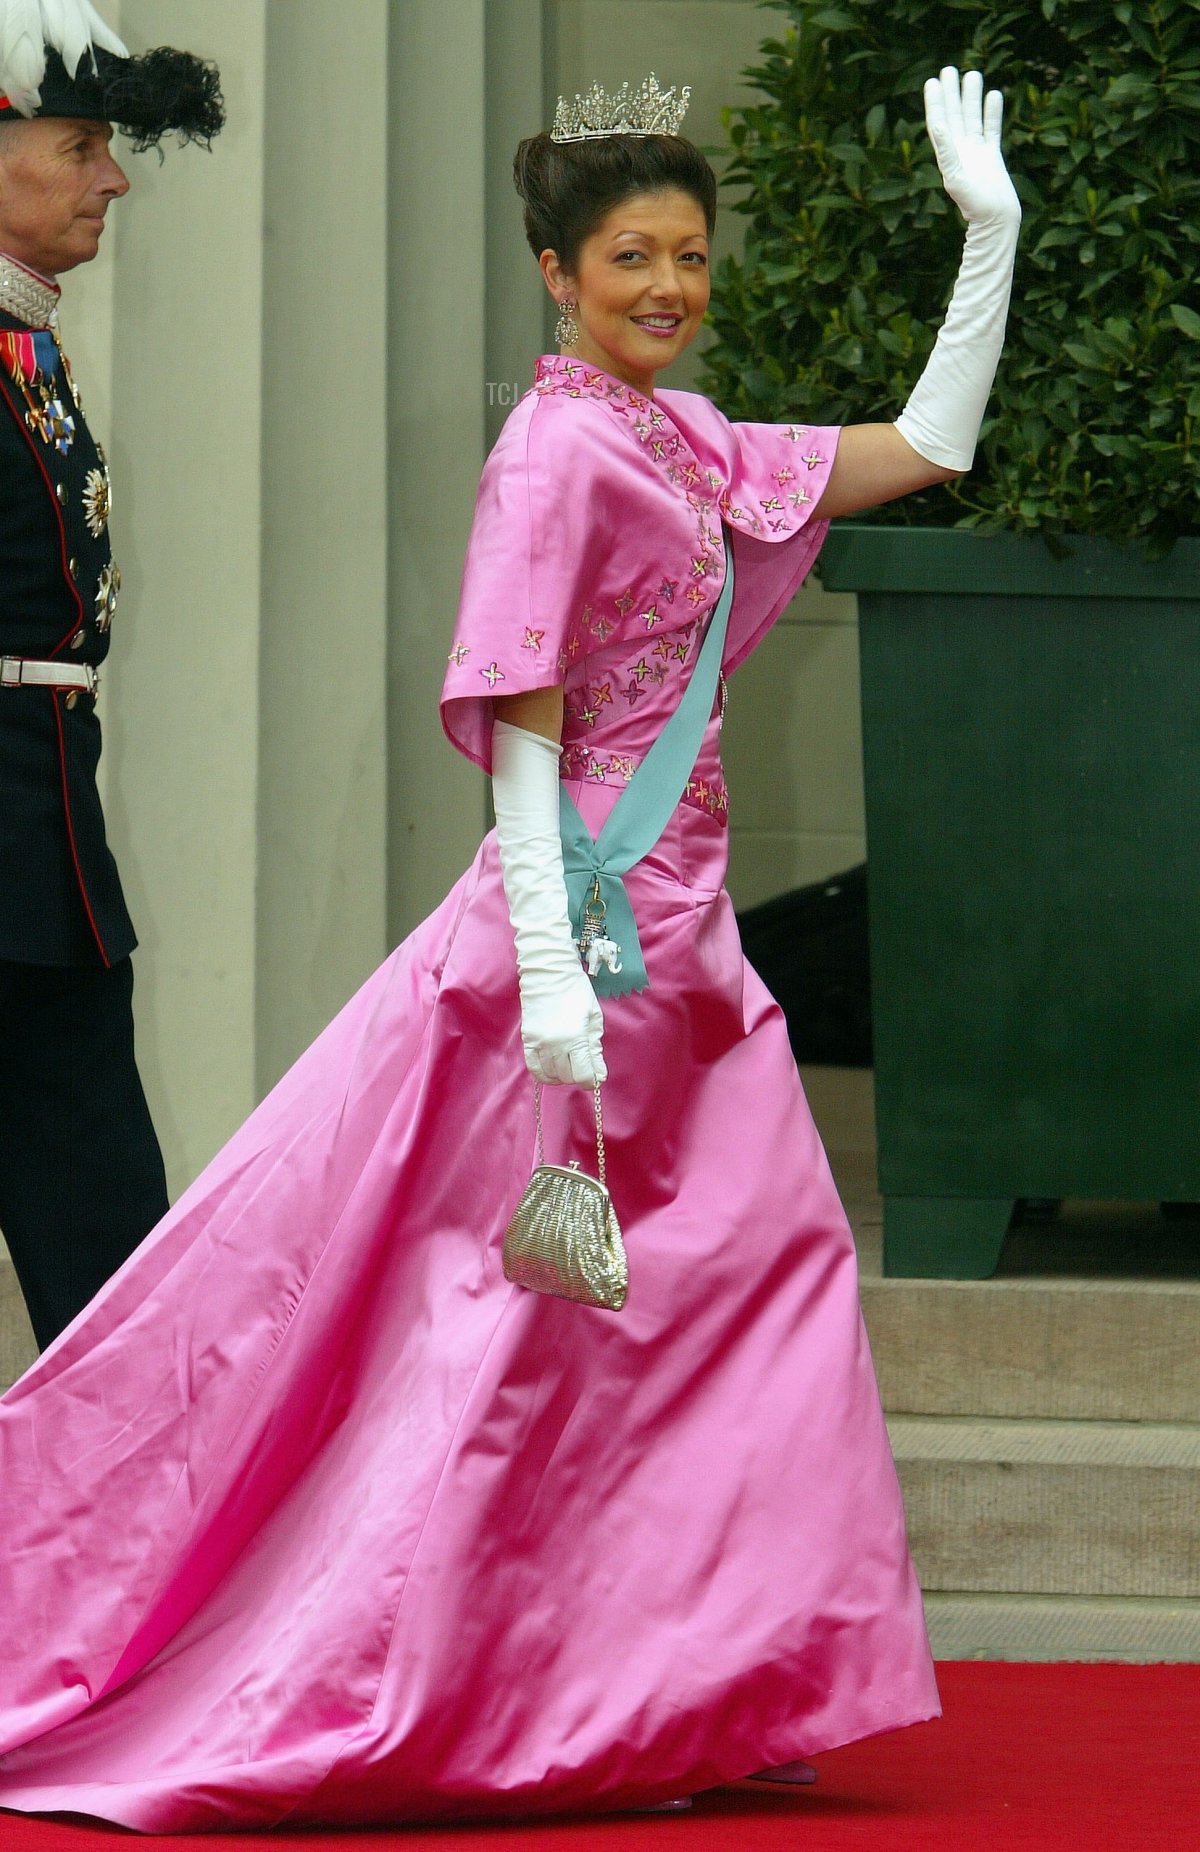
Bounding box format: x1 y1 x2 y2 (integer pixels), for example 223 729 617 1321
0 1663 1194 1851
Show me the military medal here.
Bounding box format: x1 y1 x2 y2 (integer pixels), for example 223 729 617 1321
0 329 75 451
51 328 83 411
95 562 121 632
40 393 76 453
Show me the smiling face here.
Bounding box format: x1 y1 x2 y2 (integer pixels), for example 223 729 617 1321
0 116 130 278
540 186 710 394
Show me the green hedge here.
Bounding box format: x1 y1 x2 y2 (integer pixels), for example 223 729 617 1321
699 0 1200 550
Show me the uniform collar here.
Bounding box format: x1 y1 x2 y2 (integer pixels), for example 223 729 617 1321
0 253 60 328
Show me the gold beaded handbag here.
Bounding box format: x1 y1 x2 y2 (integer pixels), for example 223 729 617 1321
502 1081 628 1311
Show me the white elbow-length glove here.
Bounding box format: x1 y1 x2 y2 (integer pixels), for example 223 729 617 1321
894 66 1022 473
492 719 606 1087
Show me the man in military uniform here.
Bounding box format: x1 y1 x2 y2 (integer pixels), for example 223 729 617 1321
0 4 223 1349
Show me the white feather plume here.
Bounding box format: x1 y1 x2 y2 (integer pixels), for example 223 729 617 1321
0 0 46 114
0 0 127 116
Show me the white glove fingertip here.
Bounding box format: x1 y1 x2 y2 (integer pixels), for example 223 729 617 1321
939 65 963 137
983 87 1004 144
961 67 984 135
924 88 951 165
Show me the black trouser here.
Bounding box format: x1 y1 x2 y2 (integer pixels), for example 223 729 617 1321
0 957 168 1351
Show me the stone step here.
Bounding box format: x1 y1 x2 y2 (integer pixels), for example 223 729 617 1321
802 1066 1200 1423
923 1591 1200 1663
862 1275 1200 1423
889 1415 1200 1600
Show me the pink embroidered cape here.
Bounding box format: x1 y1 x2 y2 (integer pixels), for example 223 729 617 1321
443 354 840 821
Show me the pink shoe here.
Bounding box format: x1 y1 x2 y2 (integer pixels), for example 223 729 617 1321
635 1796 694 1812
748 1759 817 1785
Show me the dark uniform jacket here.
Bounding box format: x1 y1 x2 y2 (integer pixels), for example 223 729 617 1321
0 299 135 967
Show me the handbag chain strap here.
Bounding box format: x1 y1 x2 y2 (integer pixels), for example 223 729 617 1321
532 1079 607 1187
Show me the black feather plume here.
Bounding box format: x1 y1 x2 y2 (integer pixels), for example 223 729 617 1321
79 46 225 150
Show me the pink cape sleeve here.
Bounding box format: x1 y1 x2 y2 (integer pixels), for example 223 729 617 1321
658 392 842 673
440 394 619 772
723 419 842 672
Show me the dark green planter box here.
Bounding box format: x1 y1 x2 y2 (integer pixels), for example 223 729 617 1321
820 525 1200 1278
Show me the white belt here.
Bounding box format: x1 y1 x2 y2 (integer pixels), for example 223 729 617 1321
1 656 98 694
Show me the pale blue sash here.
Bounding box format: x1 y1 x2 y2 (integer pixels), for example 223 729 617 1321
560 539 735 998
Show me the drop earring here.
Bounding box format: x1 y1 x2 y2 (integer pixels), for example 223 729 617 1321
555 296 580 348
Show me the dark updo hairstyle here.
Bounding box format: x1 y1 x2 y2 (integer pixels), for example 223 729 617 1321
513 131 717 272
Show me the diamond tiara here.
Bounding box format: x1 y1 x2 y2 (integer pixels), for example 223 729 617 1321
551 73 691 144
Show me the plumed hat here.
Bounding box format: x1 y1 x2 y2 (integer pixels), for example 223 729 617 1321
0 1 224 149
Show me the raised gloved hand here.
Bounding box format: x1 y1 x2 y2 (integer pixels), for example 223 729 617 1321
492 719 606 1087
894 66 1021 473
923 65 1021 228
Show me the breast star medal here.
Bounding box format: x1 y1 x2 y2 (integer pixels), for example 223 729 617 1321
82 462 112 538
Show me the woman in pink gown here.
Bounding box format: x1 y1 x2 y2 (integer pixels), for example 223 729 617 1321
0 69 1020 1832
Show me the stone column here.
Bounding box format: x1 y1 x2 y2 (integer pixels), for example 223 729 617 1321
485 0 552 448
256 2 390 1093
102 0 267 1191
97 0 391 1187
386 0 491 941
